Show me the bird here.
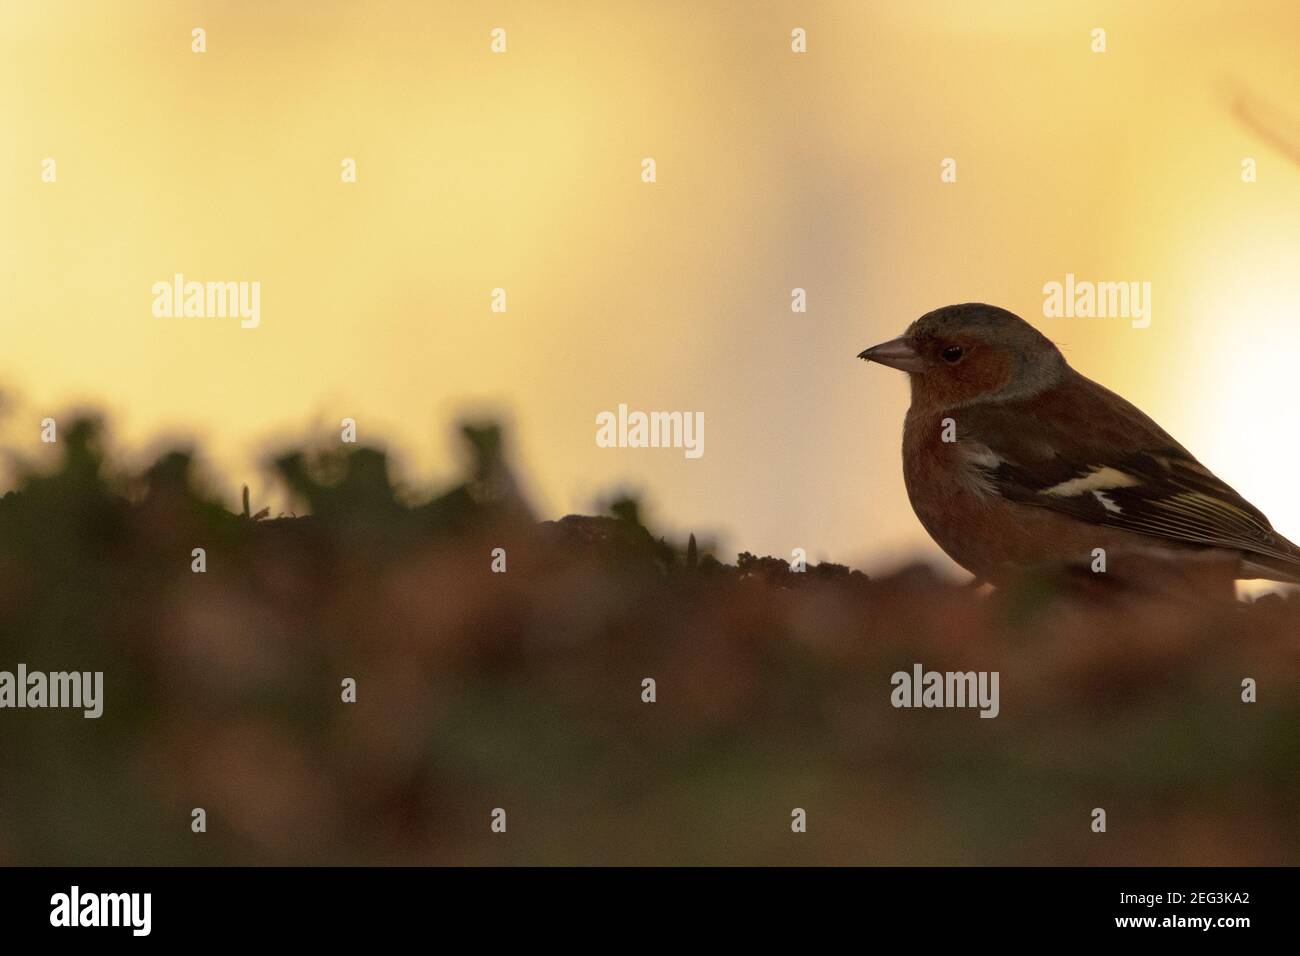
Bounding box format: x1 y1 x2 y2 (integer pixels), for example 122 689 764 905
858 302 1300 597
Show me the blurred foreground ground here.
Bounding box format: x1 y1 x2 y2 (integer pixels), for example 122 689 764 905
0 419 1296 865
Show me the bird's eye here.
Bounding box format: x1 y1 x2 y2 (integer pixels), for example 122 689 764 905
940 345 965 364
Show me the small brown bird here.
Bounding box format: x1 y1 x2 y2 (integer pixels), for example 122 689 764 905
859 303 1300 597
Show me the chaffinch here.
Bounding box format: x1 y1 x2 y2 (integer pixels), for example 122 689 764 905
859 303 1300 596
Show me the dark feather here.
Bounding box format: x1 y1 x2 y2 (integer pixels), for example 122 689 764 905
956 370 1300 581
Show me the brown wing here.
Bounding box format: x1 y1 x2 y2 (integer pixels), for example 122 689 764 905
957 370 1300 578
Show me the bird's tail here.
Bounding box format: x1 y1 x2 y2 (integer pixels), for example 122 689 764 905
1242 539 1300 585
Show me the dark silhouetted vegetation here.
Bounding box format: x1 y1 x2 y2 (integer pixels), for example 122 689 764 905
0 416 1296 864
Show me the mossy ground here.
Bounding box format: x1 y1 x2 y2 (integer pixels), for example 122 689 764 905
1 419 1295 864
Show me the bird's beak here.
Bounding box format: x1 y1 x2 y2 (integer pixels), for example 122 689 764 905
858 336 925 372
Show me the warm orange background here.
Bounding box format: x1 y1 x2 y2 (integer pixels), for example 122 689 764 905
4 1 1299 577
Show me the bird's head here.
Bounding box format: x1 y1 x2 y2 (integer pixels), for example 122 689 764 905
859 303 1067 407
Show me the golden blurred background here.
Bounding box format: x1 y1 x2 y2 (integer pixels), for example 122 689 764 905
5 0 1300 577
